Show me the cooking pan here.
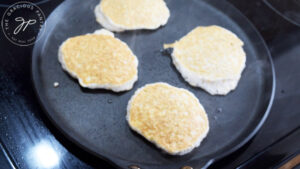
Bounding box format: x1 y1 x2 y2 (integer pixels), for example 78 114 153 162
31 0 275 168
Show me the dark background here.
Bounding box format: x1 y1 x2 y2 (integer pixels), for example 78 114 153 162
0 0 299 168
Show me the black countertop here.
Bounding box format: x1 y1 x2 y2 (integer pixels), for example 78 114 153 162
0 0 299 169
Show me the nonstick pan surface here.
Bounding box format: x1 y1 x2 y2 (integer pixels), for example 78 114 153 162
31 0 275 168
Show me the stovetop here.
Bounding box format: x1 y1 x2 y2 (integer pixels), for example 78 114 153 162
0 0 299 169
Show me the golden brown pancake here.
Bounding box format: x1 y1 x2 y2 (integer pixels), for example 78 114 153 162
94 0 170 32
127 82 209 155
58 29 138 92
164 25 246 95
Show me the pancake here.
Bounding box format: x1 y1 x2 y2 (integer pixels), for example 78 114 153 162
58 29 138 92
164 25 246 95
127 82 209 155
94 0 170 32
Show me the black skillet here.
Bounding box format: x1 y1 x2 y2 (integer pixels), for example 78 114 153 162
31 0 275 168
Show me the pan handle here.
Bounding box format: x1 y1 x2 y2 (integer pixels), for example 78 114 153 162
111 157 214 169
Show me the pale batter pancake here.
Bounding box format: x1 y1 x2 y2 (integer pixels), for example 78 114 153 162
58 29 138 92
164 25 246 95
94 0 170 32
127 82 209 155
